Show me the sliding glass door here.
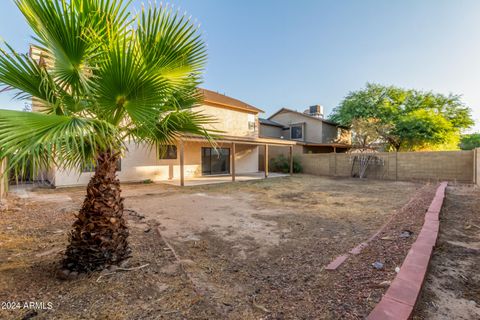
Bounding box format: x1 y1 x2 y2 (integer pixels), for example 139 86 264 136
201 147 230 175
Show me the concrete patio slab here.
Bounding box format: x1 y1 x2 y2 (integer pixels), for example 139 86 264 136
159 172 289 186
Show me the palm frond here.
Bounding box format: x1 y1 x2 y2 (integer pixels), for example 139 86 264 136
0 43 93 115
14 0 132 95
94 39 171 127
137 4 207 85
0 109 120 179
0 44 61 112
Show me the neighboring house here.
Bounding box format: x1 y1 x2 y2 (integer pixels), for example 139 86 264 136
258 118 288 139
261 106 351 153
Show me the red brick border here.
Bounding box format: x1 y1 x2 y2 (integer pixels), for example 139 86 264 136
367 181 447 320
325 254 349 270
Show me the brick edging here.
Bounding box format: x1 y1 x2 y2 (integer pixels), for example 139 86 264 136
366 181 448 320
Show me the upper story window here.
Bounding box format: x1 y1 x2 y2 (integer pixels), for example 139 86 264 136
248 114 256 131
291 125 303 140
159 145 177 159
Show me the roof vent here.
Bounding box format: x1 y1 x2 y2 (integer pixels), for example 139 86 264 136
304 105 324 118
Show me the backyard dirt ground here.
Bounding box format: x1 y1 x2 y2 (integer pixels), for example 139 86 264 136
0 174 441 319
414 185 480 320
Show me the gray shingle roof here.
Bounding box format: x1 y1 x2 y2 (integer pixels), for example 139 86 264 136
259 118 287 128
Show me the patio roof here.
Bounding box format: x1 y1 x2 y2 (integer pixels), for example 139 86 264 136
298 141 351 148
180 134 297 146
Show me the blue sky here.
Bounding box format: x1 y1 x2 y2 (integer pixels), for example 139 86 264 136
1 0 479 131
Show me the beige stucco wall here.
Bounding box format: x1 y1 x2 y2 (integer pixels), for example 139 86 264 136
235 143 260 173
193 104 258 138
259 124 284 139
54 141 259 187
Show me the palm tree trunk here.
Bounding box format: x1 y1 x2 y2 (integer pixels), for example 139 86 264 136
63 151 130 272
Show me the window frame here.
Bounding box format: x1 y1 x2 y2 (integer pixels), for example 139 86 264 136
290 124 304 140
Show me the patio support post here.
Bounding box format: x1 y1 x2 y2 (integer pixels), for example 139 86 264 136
289 145 293 175
232 143 236 181
264 144 269 178
179 140 185 187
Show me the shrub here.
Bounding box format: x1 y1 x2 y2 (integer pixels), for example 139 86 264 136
269 155 302 173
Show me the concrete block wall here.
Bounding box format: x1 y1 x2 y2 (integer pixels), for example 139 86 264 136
299 153 330 175
298 153 396 179
396 151 473 182
475 148 480 186
297 150 476 183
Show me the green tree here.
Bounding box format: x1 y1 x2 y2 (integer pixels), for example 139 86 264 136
460 133 480 150
330 83 474 151
0 0 214 272
394 109 455 150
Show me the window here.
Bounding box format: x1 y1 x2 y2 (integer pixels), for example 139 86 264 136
82 159 121 173
201 147 230 175
291 125 303 140
159 145 177 159
248 114 256 131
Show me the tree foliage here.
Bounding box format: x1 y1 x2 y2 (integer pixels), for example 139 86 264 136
269 155 302 173
350 118 384 150
330 83 474 151
347 119 385 179
460 133 480 150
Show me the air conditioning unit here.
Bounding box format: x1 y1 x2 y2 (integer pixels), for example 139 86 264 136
304 105 324 118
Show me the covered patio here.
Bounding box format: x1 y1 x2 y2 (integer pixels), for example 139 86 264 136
176 135 297 186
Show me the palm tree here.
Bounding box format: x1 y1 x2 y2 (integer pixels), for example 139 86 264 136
0 0 214 273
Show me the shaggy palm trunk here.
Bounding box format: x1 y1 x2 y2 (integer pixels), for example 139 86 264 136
63 151 130 272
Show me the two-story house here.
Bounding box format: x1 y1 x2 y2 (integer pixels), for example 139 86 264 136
49 89 296 187
260 106 351 153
